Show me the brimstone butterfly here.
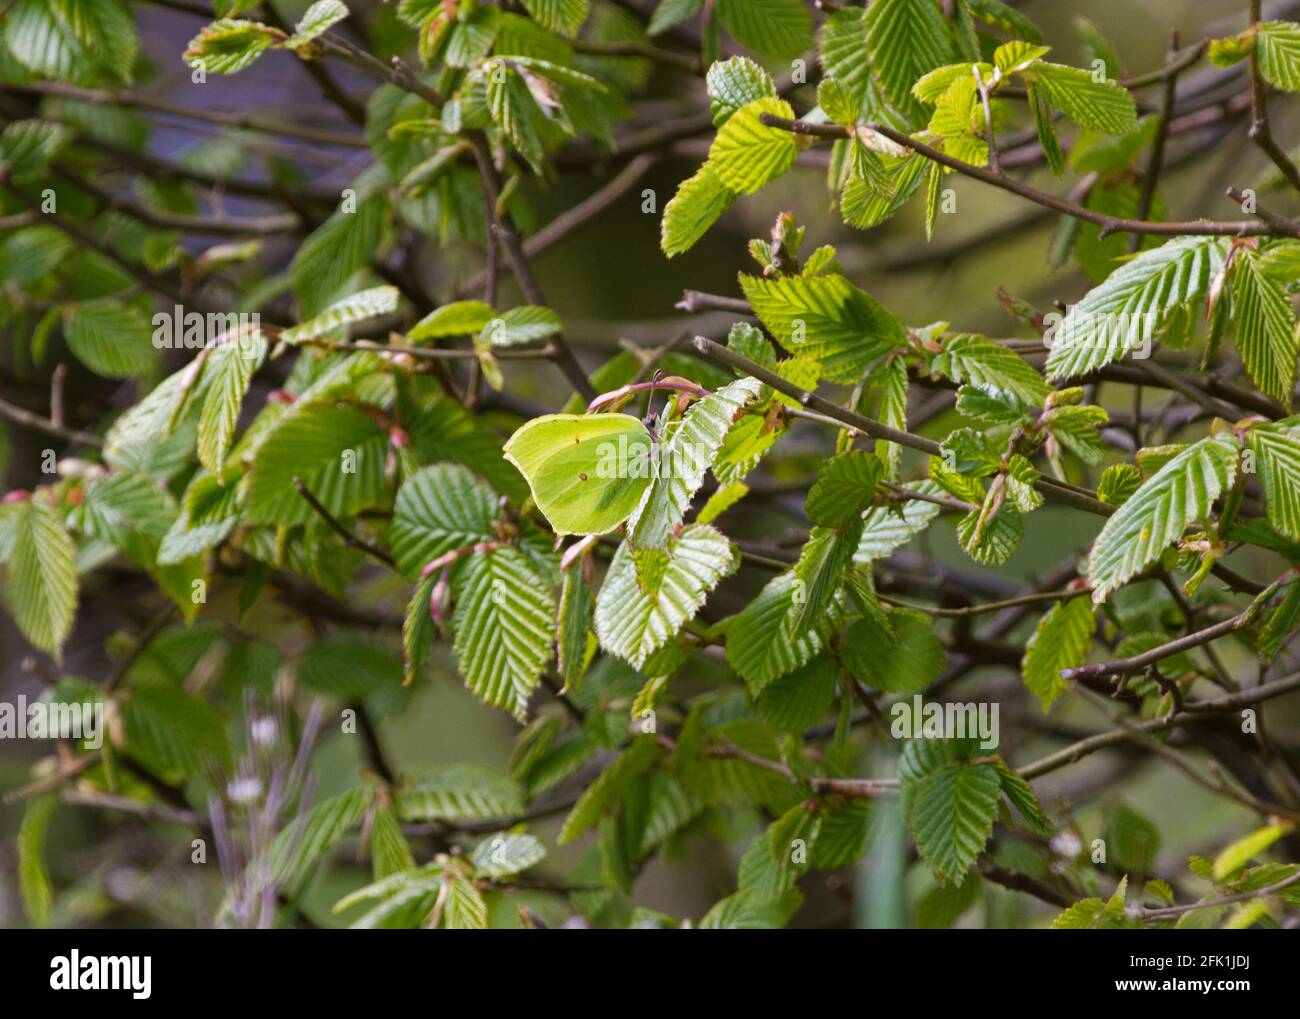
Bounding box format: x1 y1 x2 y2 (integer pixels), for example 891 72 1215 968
503 413 658 535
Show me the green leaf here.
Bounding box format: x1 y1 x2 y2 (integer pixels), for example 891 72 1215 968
271 786 375 886
409 300 497 342
1021 595 1095 710
486 60 548 173
289 192 388 316
725 571 843 692
661 165 737 257
957 497 1022 565
246 402 390 527
1087 436 1238 602
522 0 589 37
298 636 402 699
287 0 349 47
715 0 813 60
819 9 876 119
649 0 703 36
707 96 798 195
992 760 1053 836
1027 80 1064 176
864 0 953 116
396 763 524 821
741 272 907 383
451 547 554 719
628 377 762 547
184 18 278 75
557 565 595 689
64 299 155 378
120 684 227 778
5 499 77 660
910 762 1001 884
389 463 498 578
1213 822 1290 881
504 413 653 536
1246 423 1300 542
930 333 1051 406
806 450 882 528
842 607 946 694
0 119 70 180
198 335 267 474
854 487 944 561
472 831 547 877
483 306 564 347
1257 21 1300 91
280 286 400 344
752 653 839 732
1231 251 1299 404
706 56 775 127
18 794 56 928
559 736 660 843
369 806 415 880
790 524 863 634
1030 62 1137 134
1045 236 1227 381
595 524 736 669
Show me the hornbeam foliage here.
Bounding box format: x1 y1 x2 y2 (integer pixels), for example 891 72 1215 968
2 0 1300 934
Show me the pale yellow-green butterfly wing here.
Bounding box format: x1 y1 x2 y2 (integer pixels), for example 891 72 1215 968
503 414 654 535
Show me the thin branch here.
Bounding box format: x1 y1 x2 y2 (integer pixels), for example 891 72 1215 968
292 476 397 568
1129 31 1182 253
1247 0 1300 193
1133 868 1300 921
0 393 104 447
757 114 1300 238
468 135 596 402
571 39 702 73
457 154 661 299
1063 575 1291 682
691 336 1116 519
0 81 367 148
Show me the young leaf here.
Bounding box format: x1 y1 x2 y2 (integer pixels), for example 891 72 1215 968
1045 236 1227 381
1256 21 1300 91
1086 436 1238 602
388 464 499 579
707 96 799 195
661 165 737 257
1231 251 1299 404
910 762 1001 885
864 0 953 117
1029 62 1137 134
1021 595 1095 710
451 547 555 719
741 272 907 383
5 499 77 660
805 450 882 528
715 0 813 60
706 56 776 127
594 524 736 668
1245 423 1300 542
627 377 762 547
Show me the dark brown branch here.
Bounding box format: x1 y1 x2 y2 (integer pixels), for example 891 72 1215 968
758 114 1300 238
1247 0 1300 193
